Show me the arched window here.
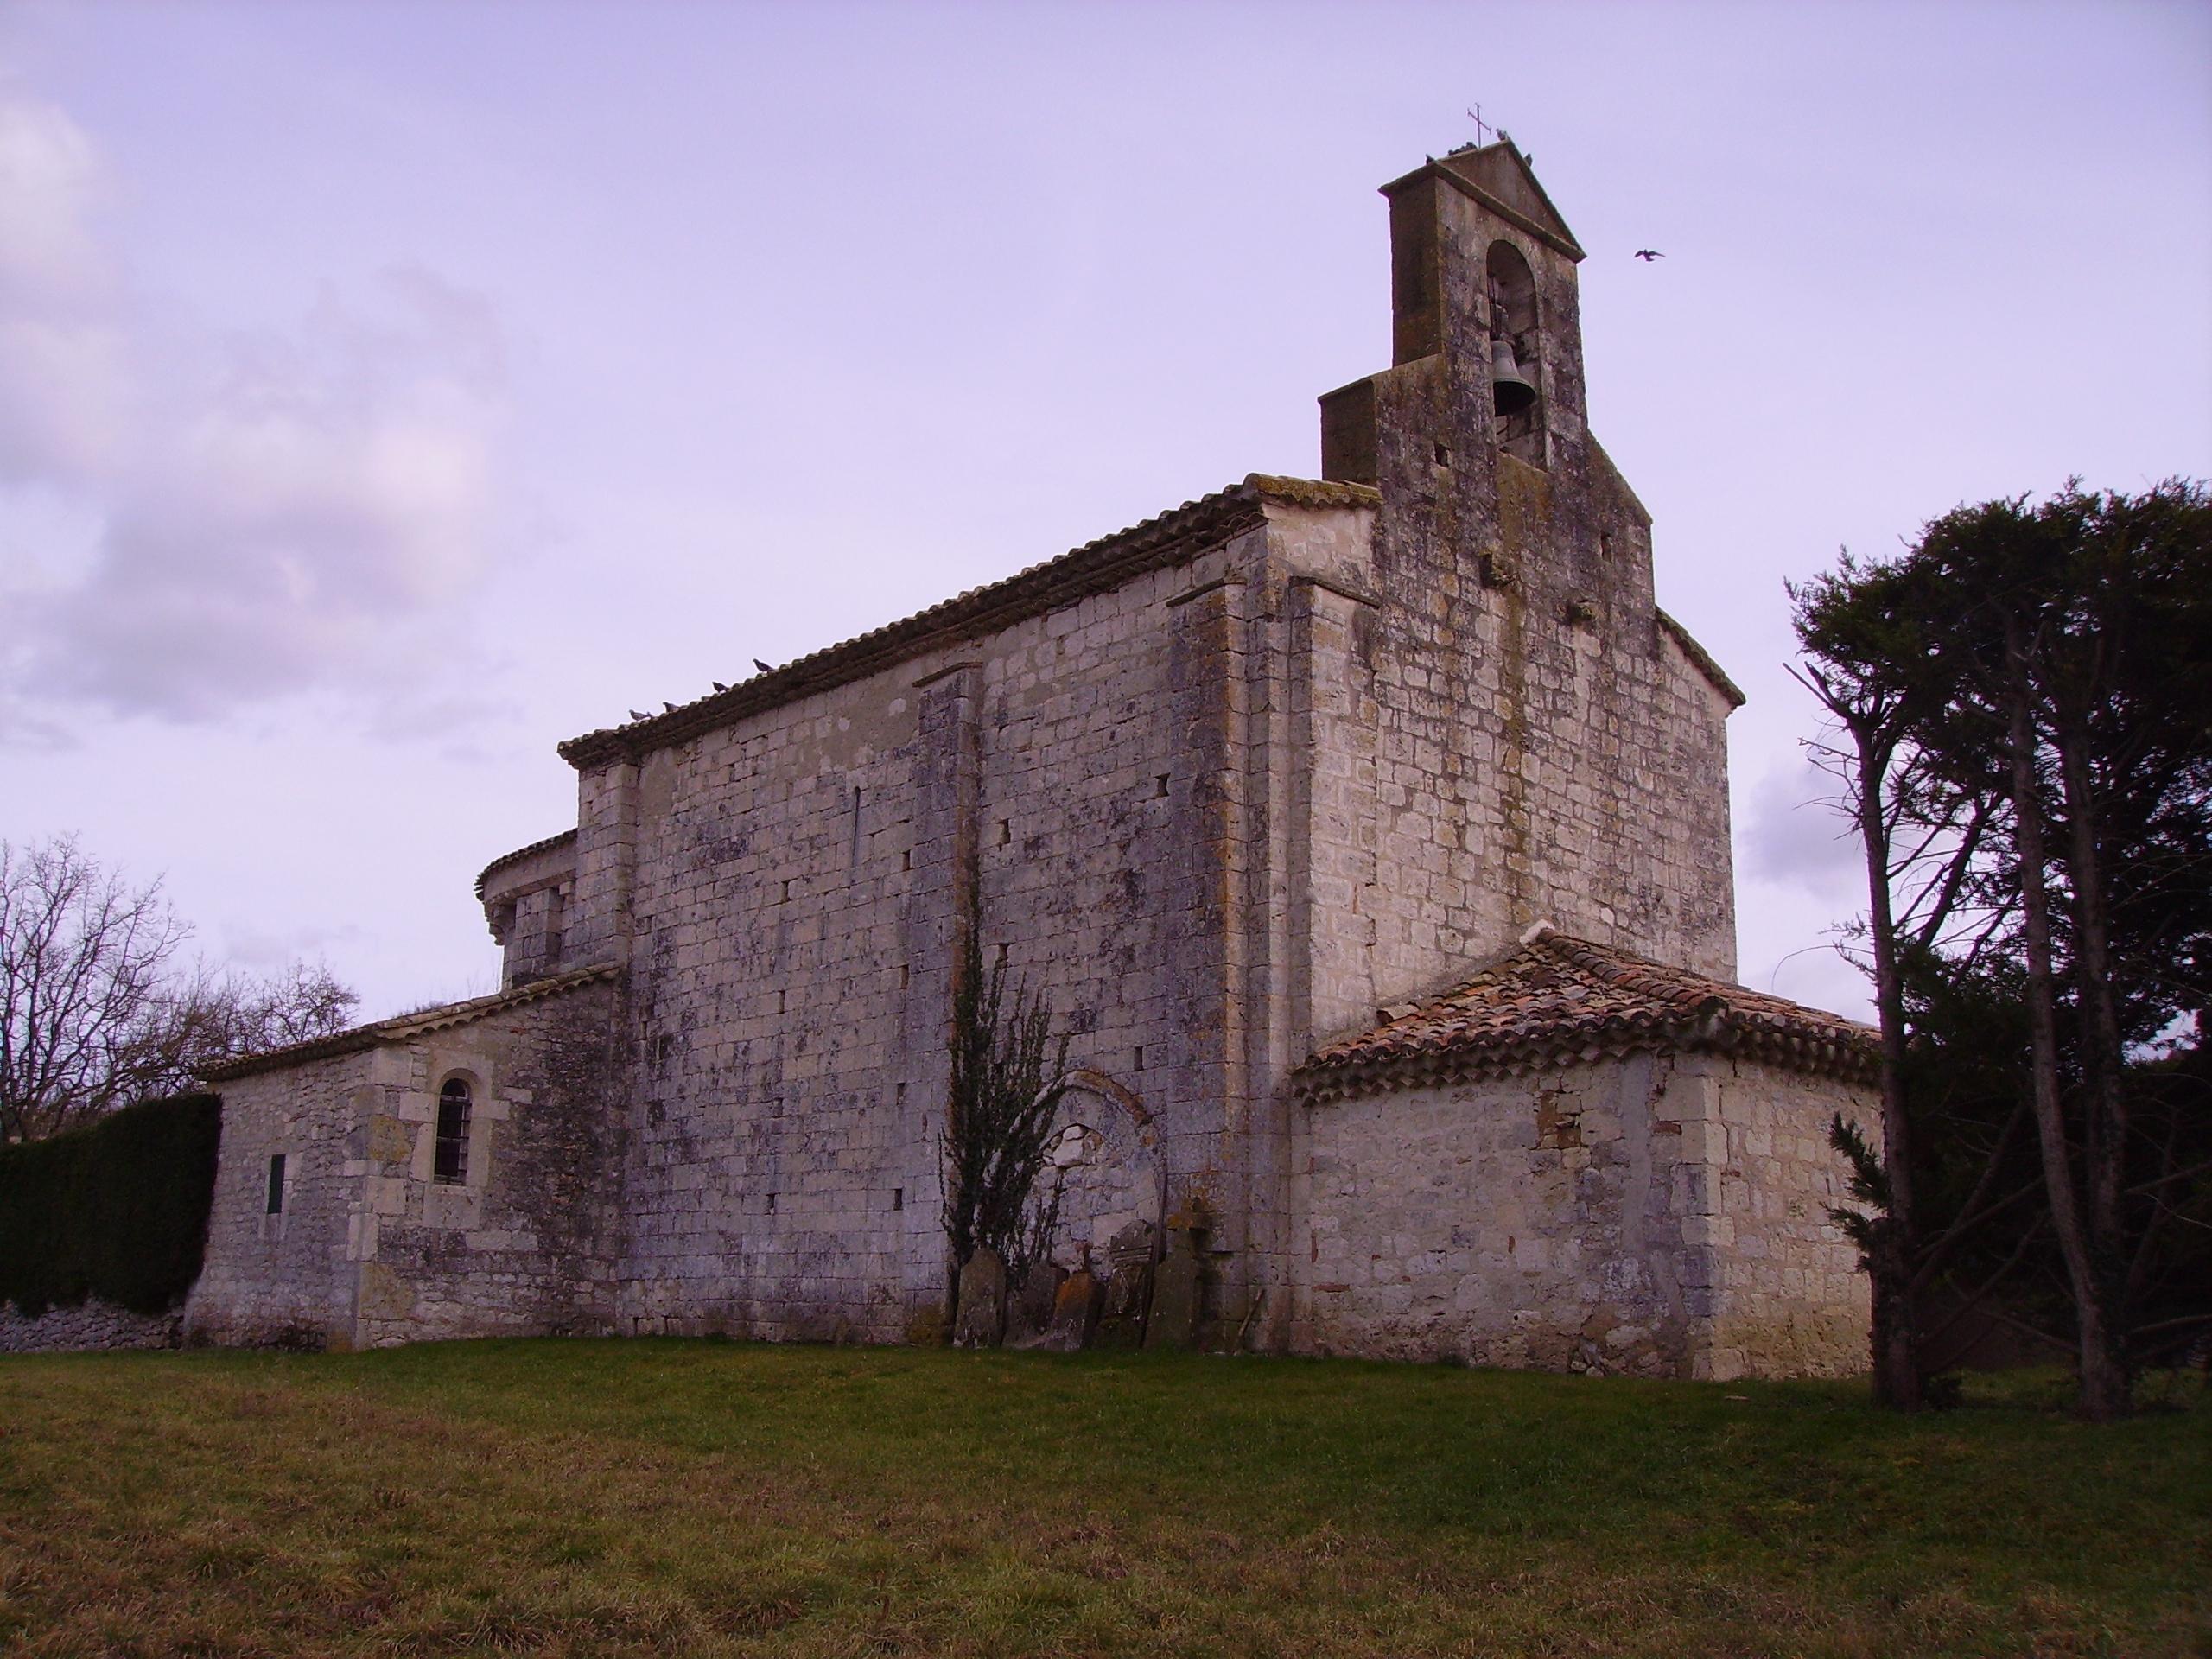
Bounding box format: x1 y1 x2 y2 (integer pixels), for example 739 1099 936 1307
1484 240 1544 464
434 1078 473 1185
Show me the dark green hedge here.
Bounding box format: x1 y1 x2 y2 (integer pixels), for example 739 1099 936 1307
0 1093 223 1317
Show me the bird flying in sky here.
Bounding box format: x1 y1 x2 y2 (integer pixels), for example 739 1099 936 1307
1634 248 1664 261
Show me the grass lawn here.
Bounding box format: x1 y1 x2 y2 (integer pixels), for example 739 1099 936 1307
0 1341 2205 1657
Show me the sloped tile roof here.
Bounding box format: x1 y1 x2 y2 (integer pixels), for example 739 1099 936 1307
556 474 1381 769
200 963 621 1082
1295 925 1876 1103
475 828 578 899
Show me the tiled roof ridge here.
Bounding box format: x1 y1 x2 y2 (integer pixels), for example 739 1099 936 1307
557 474 1381 769
474 828 579 899
1295 925 1875 1103
200 963 621 1083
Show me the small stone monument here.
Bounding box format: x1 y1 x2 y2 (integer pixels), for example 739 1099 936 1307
951 1249 1007 1348
1004 1260 1065 1347
1143 1213 1207 1351
1091 1219 1156 1349
1039 1265 1103 1351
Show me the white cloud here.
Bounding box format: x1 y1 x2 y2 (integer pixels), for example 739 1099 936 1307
0 81 130 485
217 918 365 974
1743 753 1865 899
0 79 106 306
0 79 512 735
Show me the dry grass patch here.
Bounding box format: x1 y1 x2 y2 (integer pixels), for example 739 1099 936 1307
0 1342 2204 1656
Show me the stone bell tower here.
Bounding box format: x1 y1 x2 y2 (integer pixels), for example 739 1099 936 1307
1314 137 1739 987
1321 137 1591 486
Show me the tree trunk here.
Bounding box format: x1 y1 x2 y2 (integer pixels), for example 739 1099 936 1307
2004 626 2128 1420
2056 715 2132 1348
1850 717 1922 1409
1866 1217 1921 1410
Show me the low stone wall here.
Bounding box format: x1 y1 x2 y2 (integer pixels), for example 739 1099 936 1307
0 1298 181 1354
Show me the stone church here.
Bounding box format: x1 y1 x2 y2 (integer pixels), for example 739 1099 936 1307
190 141 1876 1380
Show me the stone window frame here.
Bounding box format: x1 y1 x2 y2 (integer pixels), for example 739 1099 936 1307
432 1074 476 1185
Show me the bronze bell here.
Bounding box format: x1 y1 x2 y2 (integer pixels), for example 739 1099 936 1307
1490 336 1537 416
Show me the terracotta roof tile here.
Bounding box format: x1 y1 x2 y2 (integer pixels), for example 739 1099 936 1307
200 963 620 1082
475 829 578 899
556 474 1380 769
1295 925 1874 1103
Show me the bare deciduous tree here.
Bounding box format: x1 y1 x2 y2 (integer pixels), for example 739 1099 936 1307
1 836 359 1141
1 836 191 1142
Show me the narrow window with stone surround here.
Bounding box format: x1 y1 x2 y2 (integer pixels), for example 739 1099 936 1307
264 1154 286 1214
434 1078 473 1185
544 885 567 966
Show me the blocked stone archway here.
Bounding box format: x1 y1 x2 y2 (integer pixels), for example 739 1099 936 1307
1043 1070 1167 1272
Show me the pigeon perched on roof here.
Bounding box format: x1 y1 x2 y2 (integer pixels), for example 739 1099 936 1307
1634 249 1664 261
711 681 728 692
753 658 774 674
663 702 677 713
628 709 649 721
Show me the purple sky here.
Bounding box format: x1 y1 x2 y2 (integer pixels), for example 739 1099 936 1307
3 1 2208 1021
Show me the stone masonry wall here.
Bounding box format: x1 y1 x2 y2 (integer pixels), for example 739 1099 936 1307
350 983 623 1348
1302 1054 1697 1374
547 435 1742 1351
188 981 621 1349
1330 167 1739 1001
1298 1050 1869 1378
187 1049 376 1349
1690 1056 1871 1379
483 835 578 987
600 522 1292 1342
0 1298 181 1354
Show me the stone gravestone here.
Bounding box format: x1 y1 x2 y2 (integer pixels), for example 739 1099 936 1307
1143 1221 1204 1351
1037 1267 1103 1351
951 1249 1007 1348
1090 1220 1156 1350
1004 1261 1065 1348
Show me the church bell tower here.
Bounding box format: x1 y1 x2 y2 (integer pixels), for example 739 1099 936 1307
1319 135 1655 651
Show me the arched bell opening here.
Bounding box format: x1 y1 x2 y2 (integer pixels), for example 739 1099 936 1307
1484 240 1545 465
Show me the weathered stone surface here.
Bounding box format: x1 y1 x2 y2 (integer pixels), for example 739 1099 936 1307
1143 1227 1204 1351
0 1298 179 1354
1303 1051 1869 1378
1092 1221 1156 1350
1036 1268 1103 1351
1004 1262 1063 1347
951 1249 1007 1348
186 977 622 1351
